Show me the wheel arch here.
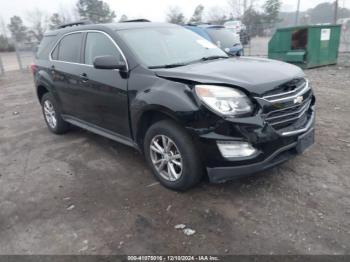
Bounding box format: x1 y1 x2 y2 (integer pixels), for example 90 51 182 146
37 84 50 102
35 69 60 104
129 77 201 150
134 107 183 151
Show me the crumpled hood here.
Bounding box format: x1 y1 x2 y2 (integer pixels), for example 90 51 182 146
154 57 305 96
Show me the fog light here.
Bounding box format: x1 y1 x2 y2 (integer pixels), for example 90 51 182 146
217 141 257 158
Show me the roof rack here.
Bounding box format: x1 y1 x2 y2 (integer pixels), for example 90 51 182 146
186 22 212 26
121 19 150 23
57 20 93 29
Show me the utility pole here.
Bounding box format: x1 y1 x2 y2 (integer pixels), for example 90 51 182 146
295 0 301 26
243 0 247 14
334 0 339 24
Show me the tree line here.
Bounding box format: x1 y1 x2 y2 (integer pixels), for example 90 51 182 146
168 0 350 37
1 0 349 52
0 0 281 50
0 0 120 51
166 0 281 25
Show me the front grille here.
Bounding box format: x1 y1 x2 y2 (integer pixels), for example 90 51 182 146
266 99 312 129
263 78 307 100
262 79 314 131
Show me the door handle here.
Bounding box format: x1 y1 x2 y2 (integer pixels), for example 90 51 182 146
80 73 89 82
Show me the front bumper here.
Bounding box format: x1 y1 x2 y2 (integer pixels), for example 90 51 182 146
195 107 315 183
207 126 314 183
207 142 297 183
184 78 315 183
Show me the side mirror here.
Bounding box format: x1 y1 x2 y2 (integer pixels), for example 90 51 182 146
93 55 127 71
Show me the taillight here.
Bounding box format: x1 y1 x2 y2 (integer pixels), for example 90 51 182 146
30 64 37 74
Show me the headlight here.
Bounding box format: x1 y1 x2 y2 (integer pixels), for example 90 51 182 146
195 85 253 116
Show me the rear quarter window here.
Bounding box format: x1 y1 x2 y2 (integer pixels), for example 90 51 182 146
36 35 56 60
51 44 59 60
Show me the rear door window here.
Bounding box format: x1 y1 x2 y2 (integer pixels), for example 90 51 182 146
57 33 83 63
84 32 123 65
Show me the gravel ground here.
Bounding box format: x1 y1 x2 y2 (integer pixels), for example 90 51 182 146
0 55 349 255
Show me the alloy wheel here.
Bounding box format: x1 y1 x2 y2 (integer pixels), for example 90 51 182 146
43 100 57 129
149 135 183 182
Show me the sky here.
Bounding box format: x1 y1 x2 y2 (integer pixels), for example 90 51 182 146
0 0 349 25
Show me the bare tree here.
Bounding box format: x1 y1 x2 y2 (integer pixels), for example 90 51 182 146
0 16 8 37
189 5 205 24
26 9 48 42
249 0 258 9
48 5 76 30
263 0 281 24
7 16 27 42
166 6 186 25
227 0 243 19
49 13 67 30
228 0 259 19
57 3 74 23
77 0 116 23
119 14 128 22
206 6 228 24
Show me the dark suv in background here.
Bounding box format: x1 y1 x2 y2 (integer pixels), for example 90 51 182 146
184 24 243 56
33 21 315 191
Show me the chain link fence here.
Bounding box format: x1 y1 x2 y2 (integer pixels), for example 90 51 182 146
0 40 38 75
340 21 350 52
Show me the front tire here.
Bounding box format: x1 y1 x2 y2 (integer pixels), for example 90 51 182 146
144 120 203 191
41 93 69 134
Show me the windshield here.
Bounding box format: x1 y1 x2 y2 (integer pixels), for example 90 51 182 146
117 27 228 68
207 28 240 49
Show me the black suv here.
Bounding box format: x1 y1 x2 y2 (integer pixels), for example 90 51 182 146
33 21 315 191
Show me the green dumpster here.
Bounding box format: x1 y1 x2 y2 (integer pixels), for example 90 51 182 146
268 25 341 68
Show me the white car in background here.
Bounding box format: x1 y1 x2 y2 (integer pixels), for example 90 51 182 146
224 20 243 34
224 20 250 45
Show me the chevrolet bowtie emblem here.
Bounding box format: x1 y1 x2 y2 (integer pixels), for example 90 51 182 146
294 96 304 104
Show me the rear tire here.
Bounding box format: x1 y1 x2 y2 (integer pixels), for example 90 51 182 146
41 93 70 134
144 120 203 191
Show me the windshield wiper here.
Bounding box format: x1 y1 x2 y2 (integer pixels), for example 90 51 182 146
148 56 229 69
149 62 188 69
199 55 229 61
